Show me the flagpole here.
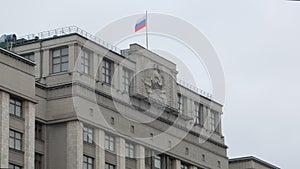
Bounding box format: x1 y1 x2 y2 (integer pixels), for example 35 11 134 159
146 10 149 49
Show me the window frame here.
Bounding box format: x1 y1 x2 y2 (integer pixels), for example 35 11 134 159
123 68 133 93
9 163 22 169
9 129 22 151
81 49 92 75
83 155 94 169
105 134 115 152
102 58 114 84
105 163 115 169
35 153 43 169
125 142 135 158
178 94 186 113
83 126 94 144
51 46 69 73
9 97 22 118
154 155 161 169
145 149 161 169
35 122 43 140
181 163 189 169
194 102 203 126
210 110 218 132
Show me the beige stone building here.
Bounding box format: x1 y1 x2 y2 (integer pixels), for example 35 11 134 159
0 47 36 169
229 156 280 169
0 26 229 169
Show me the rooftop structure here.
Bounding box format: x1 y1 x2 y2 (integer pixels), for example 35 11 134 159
229 156 280 169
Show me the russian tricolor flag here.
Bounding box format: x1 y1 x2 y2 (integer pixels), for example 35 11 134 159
135 16 147 32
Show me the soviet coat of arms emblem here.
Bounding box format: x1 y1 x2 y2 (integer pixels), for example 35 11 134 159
143 64 167 103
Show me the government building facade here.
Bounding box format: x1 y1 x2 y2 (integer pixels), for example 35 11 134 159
0 26 228 169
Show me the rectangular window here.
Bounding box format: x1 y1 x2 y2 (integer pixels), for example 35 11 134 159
9 98 22 118
83 126 93 144
52 47 68 73
105 134 115 151
83 155 94 169
35 153 43 169
181 163 189 169
105 163 115 169
9 163 22 169
194 102 203 126
123 68 133 93
145 149 161 168
102 58 113 84
145 149 151 167
81 50 92 74
210 110 218 132
178 94 185 113
9 130 22 150
21 53 34 62
154 155 161 169
35 122 43 140
125 142 135 158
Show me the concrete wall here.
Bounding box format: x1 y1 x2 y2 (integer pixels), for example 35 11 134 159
8 33 228 169
0 49 36 169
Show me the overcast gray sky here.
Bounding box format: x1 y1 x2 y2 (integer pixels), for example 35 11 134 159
2 0 300 168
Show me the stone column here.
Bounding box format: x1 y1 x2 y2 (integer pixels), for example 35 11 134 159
113 62 120 90
116 137 125 169
67 121 83 169
0 91 9 168
172 159 181 169
98 55 103 82
217 113 222 134
68 44 76 72
190 166 198 169
42 49 49 77
34 51 41 78
135 145 145 169
95 129 105 169
204 106 209 131
119 66 124 93
24 101 35 169
92 52 98 79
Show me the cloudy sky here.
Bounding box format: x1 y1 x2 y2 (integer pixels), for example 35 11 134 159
2 0 300 168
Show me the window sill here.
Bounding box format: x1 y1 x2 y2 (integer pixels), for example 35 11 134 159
49 71 70 76
9 148 24 154
105 149 116 154
9 114 25 121
125 157 136 160
84 141 96 147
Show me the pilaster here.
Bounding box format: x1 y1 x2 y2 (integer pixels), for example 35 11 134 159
67 121 83 169
24 101 35 169
116 137 125 169
136 144 145 169
172 159 181 169
42 49 50 77
0 91 9 168
95 129 105 169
